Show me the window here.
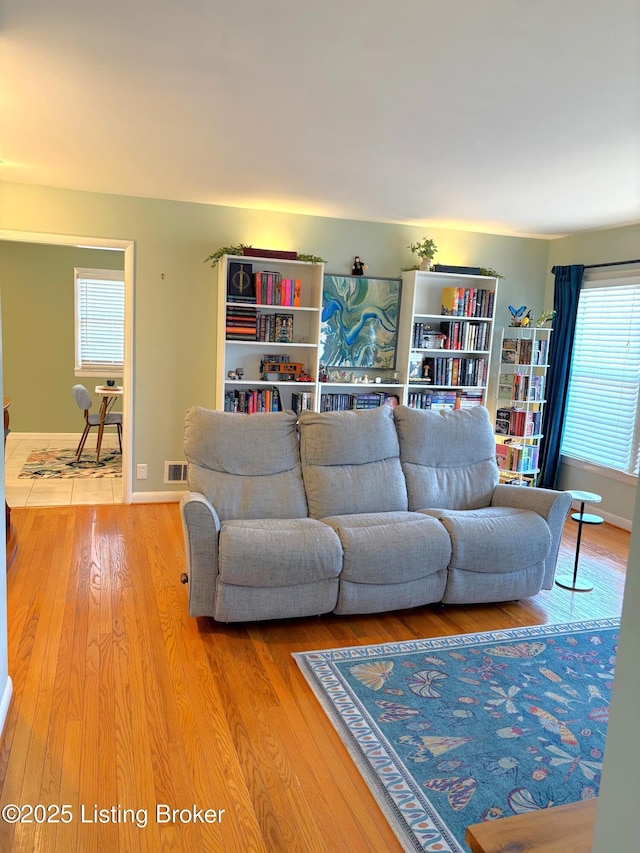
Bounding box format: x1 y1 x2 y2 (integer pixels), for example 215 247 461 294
561 266 640 477
74 268 125 376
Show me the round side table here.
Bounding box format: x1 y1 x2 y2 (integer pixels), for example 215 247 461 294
555 490 602 592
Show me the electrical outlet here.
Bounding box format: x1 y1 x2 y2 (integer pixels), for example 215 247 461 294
136 463 148 480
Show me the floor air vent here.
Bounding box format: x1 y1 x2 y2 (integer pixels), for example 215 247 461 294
164 461 188 484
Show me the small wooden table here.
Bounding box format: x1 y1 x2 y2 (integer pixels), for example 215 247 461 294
466 797 598 853
93 385 123 462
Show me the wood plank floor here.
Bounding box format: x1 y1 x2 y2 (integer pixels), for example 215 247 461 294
0 504 628 852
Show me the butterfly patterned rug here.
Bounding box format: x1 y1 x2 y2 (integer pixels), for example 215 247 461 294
19 448 122 479
293 618 618 853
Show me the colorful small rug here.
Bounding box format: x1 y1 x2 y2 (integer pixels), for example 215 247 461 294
293 618 618 852
19 448 122 479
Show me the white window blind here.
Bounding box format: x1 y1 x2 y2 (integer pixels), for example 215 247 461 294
74 268 125 375
561 267 640 476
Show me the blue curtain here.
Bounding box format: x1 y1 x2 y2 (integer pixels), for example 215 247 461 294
538 264 584 488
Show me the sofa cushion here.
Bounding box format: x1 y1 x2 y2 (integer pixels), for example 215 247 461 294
218 518 343 586
394 405 499 510
320 511 450 584
184 407 308 520
298 406 408 518
418 507 551 572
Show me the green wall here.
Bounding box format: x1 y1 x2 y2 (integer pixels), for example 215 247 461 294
0 181 551 496
0 242 124 432
546 223 640 528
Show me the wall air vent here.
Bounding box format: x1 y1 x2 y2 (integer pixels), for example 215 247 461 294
164 461 188 484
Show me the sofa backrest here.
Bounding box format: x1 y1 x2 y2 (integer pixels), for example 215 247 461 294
298 404 408 518
184 407 308 520
393 405 499 510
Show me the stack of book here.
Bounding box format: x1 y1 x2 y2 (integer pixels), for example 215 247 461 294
226 304 258 340
406 390 484 410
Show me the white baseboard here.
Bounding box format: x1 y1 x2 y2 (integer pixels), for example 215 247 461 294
598 509 632 532
0 676 13 740
131 491 186 504
7 432 84 442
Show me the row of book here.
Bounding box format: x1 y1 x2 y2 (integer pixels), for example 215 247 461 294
319 392 391 412
410 356 489 387
496 441 539 474
495 407 542 437
257 312 293 343
227 261 302 307
438 320 491 352
407 390 484 410
511 372 545 402
253 271 301 307
224 387 282 413
501 337 548 365
291 391 314 415
441 287 495 318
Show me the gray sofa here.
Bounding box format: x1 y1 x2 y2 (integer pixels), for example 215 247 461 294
180 404 571 622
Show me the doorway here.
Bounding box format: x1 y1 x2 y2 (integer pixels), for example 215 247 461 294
0 230 133 507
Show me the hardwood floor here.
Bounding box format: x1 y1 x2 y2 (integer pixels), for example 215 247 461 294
0 504 628 852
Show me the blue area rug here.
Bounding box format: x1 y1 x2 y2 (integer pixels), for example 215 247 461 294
293 619 618 852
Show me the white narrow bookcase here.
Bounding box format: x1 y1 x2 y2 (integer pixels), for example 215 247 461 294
397 270 499 409
494 325 552 486
215 254 324 413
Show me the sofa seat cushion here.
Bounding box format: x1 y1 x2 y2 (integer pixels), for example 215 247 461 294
320 511 451 584
418 507 551 572
218 518 343 587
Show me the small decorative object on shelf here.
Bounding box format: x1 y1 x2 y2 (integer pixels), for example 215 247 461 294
508 305 532 326
351 256 367 276
535 309 556 327
407 237 438 271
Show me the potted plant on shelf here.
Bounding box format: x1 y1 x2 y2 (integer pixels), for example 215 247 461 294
408 238 438 271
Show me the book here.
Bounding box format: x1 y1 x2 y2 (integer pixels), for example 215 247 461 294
227 262 254 301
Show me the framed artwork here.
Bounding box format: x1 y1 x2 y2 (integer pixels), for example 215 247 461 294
320 275 401 369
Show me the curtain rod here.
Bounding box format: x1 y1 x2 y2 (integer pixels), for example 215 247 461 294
584 259 640 269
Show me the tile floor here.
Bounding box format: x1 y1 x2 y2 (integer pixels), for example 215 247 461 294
5 434 123 507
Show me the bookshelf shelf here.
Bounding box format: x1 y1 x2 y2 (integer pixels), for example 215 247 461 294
216 254 324 412
494 325 552 486
398 270 499 410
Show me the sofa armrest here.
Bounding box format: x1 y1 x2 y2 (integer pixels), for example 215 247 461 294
180 492 221 617
491 485 572 589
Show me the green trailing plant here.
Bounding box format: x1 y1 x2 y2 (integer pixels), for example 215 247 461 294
408 238 438 260
204 244 250 268
479 267 505 279
296 252 327 264
401 264 421 272
204 246 326 267
535 309 556 327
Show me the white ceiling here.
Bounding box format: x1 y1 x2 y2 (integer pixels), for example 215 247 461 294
2 0 639 238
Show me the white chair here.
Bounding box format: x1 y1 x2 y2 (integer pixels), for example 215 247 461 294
72 384 122 461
